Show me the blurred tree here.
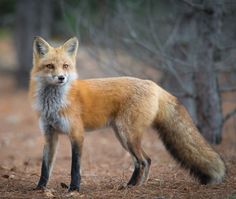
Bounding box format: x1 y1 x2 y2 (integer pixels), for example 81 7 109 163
8 0 234 143
61 0 236 144
184 0 224 143
15 0 53 88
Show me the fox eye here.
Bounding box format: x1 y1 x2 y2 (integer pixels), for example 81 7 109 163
46 64 54 69
63 64 69 69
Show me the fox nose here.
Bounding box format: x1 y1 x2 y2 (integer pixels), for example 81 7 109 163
58 75 65 81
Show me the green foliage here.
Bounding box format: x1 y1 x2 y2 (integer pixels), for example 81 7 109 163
0 28 11 38
63 7 78 35
0 0 16 17
60 0 172 41
228 194 236 199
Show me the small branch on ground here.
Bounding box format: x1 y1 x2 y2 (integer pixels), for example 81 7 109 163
174 92 196 99
224 108 236 124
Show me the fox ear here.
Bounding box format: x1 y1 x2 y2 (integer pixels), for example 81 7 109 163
63 37 79 57
33 36 50 57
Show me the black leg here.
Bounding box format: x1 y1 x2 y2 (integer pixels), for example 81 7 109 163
127 161 140 186
37 156 50 188
68 143 82 192
126 142 151 186
36 133 58 189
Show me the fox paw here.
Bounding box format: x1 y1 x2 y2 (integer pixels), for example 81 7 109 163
65 191 81 197
118 183 133 190
68 185 80 192
33 185 46 191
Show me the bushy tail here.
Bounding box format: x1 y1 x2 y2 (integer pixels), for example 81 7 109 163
154 93 226 184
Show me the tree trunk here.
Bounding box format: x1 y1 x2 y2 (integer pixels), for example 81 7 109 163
194 1 224 144
15 0 52 88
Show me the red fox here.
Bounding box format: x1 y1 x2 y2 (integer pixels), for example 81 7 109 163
29 36 226 192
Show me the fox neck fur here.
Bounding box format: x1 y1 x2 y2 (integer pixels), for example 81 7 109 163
34 82 71 134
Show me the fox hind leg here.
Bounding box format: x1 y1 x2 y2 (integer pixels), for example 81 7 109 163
113 123 151 188
140 149 151 183
126 139 151 186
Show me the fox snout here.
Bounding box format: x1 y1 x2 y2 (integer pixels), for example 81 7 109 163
52 74 68 85
34 71 78 86
58 75 66 83
39 73 68 86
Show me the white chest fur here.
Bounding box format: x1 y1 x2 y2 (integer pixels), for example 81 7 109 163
34 84 71 134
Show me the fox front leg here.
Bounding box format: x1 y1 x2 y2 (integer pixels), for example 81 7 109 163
68 129 84 192
36 131 58 189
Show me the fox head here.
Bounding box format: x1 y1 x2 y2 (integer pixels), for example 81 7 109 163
32 36 79 86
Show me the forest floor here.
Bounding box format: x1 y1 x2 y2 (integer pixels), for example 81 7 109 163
0 75 236 199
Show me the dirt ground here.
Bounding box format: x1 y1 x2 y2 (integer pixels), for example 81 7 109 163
0 75 236 199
